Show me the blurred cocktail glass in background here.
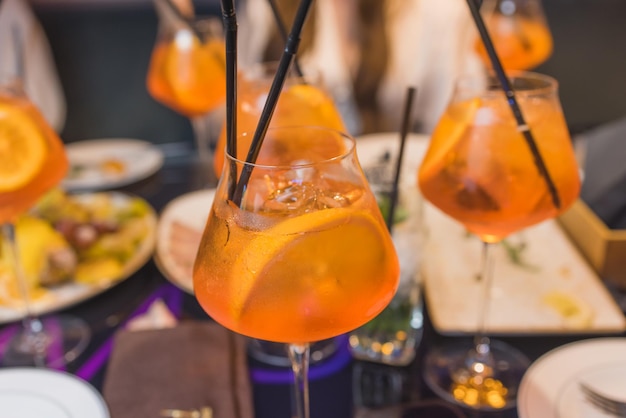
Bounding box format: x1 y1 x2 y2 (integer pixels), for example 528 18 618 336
212 62 346 178
147 1 225 183
474 0 553 70
0 76 90 367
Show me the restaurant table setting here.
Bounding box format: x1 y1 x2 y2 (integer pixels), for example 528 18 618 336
3 0 626 417
1 127 625 418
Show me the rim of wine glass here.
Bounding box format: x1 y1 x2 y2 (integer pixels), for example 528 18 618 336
455 71 558 98
224 125 356 169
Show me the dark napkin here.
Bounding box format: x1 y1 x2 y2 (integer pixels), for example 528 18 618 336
102 321 254 418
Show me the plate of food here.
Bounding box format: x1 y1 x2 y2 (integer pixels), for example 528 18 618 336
62 138 164 191
0 189 157 324
154 189 215 294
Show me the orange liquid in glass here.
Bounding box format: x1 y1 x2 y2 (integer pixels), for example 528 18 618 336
475 15 553 70
212 77 346 177
418 97 580 242
146 35 226 117
194 129 398 344
0 92 68 224
194 194 398 343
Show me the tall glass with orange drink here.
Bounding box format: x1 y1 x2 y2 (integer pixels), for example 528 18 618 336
146 17 225 117
0 85 68 224
146 11 226 180
212 63 346 178
0 77 90 367
474 0 553 70
418 72 580 410
194 126 399 418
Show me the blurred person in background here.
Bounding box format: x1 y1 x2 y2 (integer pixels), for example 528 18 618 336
237 0 483 135
0 0 66 133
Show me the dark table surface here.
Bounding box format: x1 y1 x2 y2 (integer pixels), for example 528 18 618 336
1 144 625 418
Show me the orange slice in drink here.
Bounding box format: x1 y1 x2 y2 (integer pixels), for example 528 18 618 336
0 103 47 192
229 207 388 318
423 97 482 169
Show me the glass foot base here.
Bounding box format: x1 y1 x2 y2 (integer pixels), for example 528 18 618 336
423 339 530 411
2 315 91 368
248 337 339 367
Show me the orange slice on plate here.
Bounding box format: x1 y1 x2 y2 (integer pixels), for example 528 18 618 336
0 103 47 192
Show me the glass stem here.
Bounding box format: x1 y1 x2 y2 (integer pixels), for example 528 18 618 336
2 223 47 365
191 114 213 163
288 343 311 418
473 241 495 366
191 114 218 187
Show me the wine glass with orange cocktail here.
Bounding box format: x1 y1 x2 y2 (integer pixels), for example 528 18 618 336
194 125 400 418
474 0 553 70
147 0 226 183
0 77 90 367
418 71 580 410
212 62 347 179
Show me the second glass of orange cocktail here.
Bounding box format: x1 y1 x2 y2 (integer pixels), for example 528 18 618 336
418 71 580 410
194 126 399 418
212 62 346 179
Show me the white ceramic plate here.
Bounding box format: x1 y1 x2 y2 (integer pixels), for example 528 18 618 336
155 189 215 294
0 192 157 324
518 338 626 418
0 368 109 417
62 138 164 191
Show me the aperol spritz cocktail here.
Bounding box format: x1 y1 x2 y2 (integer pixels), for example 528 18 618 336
194 126 399 418
197 126 398 342
418 74 579 241
418 72 580 410
0 85 68 224
212 63 346 178
146 17 226 118
0 78 90 367
474 0 553 70
147 6 226 178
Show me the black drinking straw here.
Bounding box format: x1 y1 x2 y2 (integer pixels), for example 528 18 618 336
220 0 239 201
386 86 417 233
465 0 561 209
232 0 314 205
266 0 306 79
